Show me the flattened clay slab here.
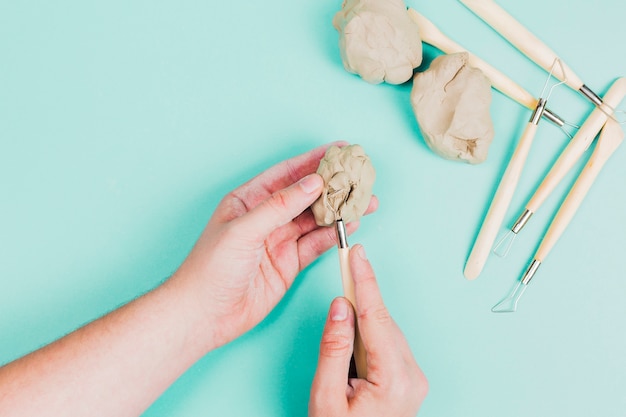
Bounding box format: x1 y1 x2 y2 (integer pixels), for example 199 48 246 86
312 145 376 226
411 52 494 164
333 0 423 85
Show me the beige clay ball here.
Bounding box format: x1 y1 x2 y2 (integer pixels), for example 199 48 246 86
311 145 376 226
411 52 494 164
333 0 423 85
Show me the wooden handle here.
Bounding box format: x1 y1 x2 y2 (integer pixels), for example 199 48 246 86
459 0 584 90
408 8 537 110
338 247 367 378
535 119 624 261
526 77 626 212
464 122 539 279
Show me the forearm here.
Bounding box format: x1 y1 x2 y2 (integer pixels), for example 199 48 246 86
0 275 216 417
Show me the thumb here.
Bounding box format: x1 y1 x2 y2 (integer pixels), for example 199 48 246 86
310 298 355 406
238 173 324 241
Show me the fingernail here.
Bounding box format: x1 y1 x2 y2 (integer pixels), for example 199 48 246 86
330 298 349 321
356 244 367 260
299 174 322 194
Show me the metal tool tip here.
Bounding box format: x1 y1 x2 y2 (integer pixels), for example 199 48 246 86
335 219 348 249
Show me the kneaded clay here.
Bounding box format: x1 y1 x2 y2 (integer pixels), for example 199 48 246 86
333 0 423 85
411 52 494 164
311 145 376 226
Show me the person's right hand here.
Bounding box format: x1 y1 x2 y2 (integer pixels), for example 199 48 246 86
309 244 428 417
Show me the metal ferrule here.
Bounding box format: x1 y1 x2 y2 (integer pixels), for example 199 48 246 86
521 259 541 285
336 219 348 249
511 209 533 234
529 98 547 125
542 108 564 127
579 84 603 107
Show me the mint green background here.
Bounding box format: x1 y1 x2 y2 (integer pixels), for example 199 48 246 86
1 1 625 416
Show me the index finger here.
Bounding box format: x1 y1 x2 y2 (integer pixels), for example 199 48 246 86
349 245 401 372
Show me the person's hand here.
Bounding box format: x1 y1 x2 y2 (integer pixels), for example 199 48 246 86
172 143 378 349
309 244 428 417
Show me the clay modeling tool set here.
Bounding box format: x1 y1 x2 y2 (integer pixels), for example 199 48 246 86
487 77 626 262
464 62 569 280
488 78 626 312
493 81 626 258
437 0 626 310
492 117 624 312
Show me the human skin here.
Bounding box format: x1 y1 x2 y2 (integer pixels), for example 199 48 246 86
309 245 428 417
0 143 425 417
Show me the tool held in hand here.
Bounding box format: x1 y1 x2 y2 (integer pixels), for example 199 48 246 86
492 117 624 312
311 144 375 376
335 218 367 377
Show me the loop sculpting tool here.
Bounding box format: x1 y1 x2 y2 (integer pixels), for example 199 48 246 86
464 63 566 279
459 0 619 117
492 117 624 312
465 77 626 279
335 218 367 378
495 77 626 256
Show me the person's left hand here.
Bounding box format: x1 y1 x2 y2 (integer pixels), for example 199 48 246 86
172 143 378 349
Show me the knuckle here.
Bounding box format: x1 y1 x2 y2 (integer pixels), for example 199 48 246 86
266 189 290 214
319 329 353 357
358 303 392 325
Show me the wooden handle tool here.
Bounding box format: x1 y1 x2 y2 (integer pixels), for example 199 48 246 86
508 118 624 305
492 119 624 312
336 219 367 378
536 118 624 263
458 0 583 89
459 0 605 106
409 9 535 110
465 76 626 279
525 78 626 214
464 100 545 279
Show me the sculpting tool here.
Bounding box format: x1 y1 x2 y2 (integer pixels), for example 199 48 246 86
407 8 566 129
335 218 367 378
492 117 624 312
491 77 626 261
458 0 613 114
464 63 566 280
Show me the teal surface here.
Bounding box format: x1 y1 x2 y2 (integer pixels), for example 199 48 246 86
1 0 625 415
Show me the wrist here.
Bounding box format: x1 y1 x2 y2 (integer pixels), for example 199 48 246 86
161 267 225 355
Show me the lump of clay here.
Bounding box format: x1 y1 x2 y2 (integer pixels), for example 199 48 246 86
333 0 423 85
411 52 494 164
311 145 376 226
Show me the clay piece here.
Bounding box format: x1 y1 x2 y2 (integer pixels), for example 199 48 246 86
311 145 376 226
411 52 495 164
333 0 423 85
